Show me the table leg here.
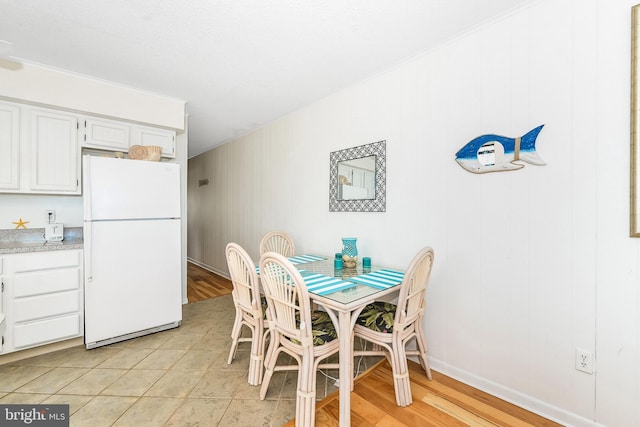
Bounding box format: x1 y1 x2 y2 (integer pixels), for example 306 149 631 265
338 310 351 427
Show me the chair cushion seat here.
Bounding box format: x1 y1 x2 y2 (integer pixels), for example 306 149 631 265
246 295 268 320
289 310 337 346
261 295 268 319
356 301 396 333
310 310 338 345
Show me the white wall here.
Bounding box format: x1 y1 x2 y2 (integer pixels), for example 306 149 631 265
176 118 190 303
0 59 185 130
0 194 83 229
187 0 639 425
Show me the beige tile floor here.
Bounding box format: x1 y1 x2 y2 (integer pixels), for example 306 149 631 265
0 295 380 426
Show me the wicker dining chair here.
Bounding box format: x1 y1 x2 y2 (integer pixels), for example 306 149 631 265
225 242 269 386
258 252 339 427
353 246 435 407
259 231 295 257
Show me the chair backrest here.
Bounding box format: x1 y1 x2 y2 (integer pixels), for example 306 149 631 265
259 231 295 257
394 247 435 329
259 252 313 347
225 242 262 318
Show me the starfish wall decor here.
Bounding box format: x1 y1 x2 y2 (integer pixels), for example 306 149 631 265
12 218 29 229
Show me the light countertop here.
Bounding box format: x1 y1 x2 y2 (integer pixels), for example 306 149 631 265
0 227 83 254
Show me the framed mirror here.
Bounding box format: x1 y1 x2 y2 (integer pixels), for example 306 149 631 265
329 140 386 212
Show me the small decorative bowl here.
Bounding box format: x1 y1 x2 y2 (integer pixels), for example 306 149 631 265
128 145 162 162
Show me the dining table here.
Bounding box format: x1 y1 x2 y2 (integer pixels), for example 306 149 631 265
279 254 406 427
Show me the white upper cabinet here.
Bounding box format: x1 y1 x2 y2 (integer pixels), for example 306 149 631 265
83 117 130 151
132 125 176 158
0 101 20 190
0 99 177 195
81 117 176 158
0 101 80 195
29 108 80 194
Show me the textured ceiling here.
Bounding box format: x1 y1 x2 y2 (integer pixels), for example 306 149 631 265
0 0 535 157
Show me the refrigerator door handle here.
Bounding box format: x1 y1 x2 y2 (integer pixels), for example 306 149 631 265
85 221 93 283
83 156 92 221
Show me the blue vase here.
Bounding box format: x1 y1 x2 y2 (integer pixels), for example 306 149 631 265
341 237 358 268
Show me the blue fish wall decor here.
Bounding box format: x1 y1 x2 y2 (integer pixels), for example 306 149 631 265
455 125 546 174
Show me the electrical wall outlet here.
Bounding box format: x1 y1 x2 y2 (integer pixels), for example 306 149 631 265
575 348 594 374
46 210 56 224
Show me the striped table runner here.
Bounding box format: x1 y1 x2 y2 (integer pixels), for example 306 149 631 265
348 269 405 290
301 273 356 296
256 254 326 274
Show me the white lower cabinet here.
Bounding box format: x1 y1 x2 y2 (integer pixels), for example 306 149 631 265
0 250 83 354
13 313 80 349
0 259 5 353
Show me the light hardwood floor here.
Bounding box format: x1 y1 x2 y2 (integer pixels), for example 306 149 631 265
187 262 234 302
194 262 562 427
286 360 563 426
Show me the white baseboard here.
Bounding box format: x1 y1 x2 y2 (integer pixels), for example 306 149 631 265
187 257 230 280
427 357 604 427
0 337 84 366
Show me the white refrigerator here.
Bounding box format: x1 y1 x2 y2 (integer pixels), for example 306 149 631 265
83 155 182 349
